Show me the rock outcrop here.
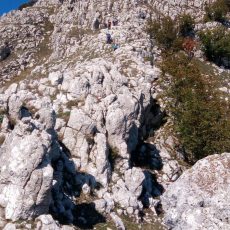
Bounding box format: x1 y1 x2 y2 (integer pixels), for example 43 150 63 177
151 0 216 19
0 111 54 221
162 153 230 230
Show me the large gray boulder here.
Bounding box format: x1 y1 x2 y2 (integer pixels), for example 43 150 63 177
161 153 230 230
112 167 145 210
63 108 111 187
0 111 54 221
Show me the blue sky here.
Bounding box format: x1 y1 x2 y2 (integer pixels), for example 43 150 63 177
0 0 28 15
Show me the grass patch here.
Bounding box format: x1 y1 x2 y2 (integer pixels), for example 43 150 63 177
108 145 120 171
0 135 5 145
57 108 71 123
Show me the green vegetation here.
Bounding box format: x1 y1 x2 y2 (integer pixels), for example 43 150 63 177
161 53 230 163
66 100 80 109
199 26 230 68
147 16 178 50
178 14 195 37
204 0 229 22
147 14 195 52
147 14 230 163
57 108 71 123
108 145 120 171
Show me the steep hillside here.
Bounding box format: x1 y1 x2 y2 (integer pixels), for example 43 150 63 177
0 0 229 229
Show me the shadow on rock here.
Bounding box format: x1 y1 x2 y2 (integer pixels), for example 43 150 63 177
139 96 166 140
131 143 163 171
49 141 106 229
73 202 106 229
139 170 165 215
130 95 165 170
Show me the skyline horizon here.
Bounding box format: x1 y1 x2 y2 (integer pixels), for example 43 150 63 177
0 0 28 16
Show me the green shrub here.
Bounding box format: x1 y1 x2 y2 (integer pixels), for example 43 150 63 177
147 15 195 52
147 13 230 163
204 0 229 22
161 53 230 163
147 16 177 50
199 27 230 68
178 14 195 37
57 108 71 123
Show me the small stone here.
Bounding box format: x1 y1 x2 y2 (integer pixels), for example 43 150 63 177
82 183 90 195
110 212 125 230
127 207 133 215
117 209 123 216
3 223 17 230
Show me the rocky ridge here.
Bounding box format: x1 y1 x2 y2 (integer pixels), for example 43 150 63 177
0 0 229 229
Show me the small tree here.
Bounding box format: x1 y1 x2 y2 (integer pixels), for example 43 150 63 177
147 16 177 50
199 26 230 68
178 14 195 37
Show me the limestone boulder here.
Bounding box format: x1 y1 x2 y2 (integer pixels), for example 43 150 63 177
0 111 55 221
112 167 145 210
161 153 230 230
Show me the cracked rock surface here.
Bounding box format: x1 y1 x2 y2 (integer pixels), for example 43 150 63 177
162 153 230 230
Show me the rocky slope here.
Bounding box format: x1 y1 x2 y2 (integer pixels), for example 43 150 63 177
0 0 229 229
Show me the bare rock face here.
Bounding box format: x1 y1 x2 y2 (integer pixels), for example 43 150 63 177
3 214 74 230
112 167 145 210
35 214 61 230
0 6 50 85
161 153 230 230
0 110 54 221
150 0 216 19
